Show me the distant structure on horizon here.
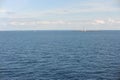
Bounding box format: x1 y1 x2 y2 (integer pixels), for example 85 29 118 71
79 27 99 32
80 26 87 32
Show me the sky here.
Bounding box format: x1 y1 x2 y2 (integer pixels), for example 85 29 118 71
0 0 120 30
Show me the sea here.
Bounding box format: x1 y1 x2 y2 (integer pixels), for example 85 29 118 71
0 30 120 80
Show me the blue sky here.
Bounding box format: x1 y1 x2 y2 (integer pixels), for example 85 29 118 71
0 0 120 30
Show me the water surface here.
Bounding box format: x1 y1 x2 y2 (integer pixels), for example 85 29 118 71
0 31 120 80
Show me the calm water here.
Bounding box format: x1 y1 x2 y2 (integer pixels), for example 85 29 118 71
0 31 120 80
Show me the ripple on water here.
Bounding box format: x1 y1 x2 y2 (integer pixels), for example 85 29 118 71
0 31 120 80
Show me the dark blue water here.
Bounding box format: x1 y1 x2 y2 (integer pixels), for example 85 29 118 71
0 31 120 80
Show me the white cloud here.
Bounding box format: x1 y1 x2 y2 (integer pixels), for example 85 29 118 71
1 18 119 26
108 18 120 24
37 21 70 25
7 20 71 26
93 20 105 25
0 9 14 16
0 18 120 30
91 19 120 25
0 9 7 13
116 20 120 24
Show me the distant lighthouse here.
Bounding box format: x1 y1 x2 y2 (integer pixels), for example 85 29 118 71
80 26 86 32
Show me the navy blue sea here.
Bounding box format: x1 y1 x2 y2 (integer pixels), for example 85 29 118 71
0 31 120 80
